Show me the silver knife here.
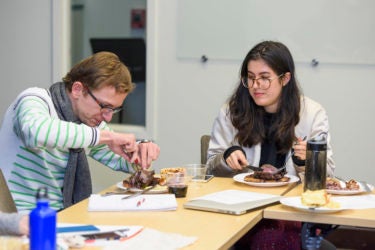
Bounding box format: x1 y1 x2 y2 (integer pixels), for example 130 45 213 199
101 191 129 197
122 185 156 200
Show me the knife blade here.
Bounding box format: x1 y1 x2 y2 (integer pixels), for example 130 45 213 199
101 191 129 197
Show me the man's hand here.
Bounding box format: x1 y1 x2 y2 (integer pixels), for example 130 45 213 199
136 141 160 169
99 130 137 162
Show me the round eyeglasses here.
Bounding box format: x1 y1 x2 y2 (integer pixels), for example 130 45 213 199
241 73 284 90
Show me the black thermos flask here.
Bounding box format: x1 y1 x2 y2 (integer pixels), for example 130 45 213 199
304 135 327 191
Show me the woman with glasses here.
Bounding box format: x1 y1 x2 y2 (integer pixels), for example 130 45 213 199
207 40 335 178
206 41 335 249
0 52 160 212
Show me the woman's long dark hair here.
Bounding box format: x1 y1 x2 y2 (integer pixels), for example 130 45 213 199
228 41 301 154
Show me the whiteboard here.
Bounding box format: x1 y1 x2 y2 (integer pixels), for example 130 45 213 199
177 0 375 65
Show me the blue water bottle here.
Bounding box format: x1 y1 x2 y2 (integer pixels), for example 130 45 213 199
29 187 57 250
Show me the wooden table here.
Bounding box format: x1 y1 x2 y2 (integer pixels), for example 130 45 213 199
58 177 296 250
263 183 375 228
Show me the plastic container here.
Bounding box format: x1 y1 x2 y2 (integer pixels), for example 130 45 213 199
29 187 57 250
304 134 327 191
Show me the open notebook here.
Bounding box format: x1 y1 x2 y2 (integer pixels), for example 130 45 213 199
184 189 281 215
88 193 177 212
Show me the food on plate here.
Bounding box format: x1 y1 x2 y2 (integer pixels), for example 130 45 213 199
345 179 360 190
326 177 360 191
301 189 340 209
244 164 289 183
160 167 186 180
325 177 342 190
244 173 290 183
122 169 165 189
160 167 186 175
260 164 279 172
301 189 330 207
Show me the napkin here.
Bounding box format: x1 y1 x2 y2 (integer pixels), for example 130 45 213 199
88 194 177 211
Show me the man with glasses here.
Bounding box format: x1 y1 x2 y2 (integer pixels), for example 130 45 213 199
0 51 160 212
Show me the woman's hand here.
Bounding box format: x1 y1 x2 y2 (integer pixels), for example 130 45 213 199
225 150 248 171
293 136 307 160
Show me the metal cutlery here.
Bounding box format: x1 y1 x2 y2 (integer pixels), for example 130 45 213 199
358 181 372 193
271 136 307 174
270 151 295 175
245 136 307 174
122 185 157 200
245 165 263 172
101 191 129 197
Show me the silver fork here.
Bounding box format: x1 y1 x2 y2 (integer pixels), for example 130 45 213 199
271 136 307 174
358 181 372 192
270 151 295 174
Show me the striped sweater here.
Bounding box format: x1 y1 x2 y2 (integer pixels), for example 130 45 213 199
0 87 134 212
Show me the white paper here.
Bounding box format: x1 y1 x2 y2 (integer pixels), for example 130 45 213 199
190 189 280 205
88 194 178 211
57 224 144 247
57 224 196 249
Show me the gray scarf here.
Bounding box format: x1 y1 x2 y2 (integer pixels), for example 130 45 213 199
49 82 92 209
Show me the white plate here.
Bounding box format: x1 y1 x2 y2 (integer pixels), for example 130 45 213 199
280 196 345 213
116 182 168 194
326 183 374 195
116 181 129 191
233 173 299 187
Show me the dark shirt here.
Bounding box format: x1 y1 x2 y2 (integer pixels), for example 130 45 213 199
259 113 286 168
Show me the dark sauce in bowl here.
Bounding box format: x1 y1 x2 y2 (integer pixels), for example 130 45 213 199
168 185 188 198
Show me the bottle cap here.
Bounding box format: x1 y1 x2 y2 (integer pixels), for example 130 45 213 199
36 187 49 200
307 140 327 151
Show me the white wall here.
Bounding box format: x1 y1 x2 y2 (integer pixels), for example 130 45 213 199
1 0 374 192
150 1 375 185
0 0 53 116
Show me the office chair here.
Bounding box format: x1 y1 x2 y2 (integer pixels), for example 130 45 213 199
200 135 210 164
0 168 17 213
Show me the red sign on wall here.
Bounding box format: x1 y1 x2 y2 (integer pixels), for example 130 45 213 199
131 9 146 29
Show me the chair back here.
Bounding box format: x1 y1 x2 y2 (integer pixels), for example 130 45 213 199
200 135 211 164
0 168 17 213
